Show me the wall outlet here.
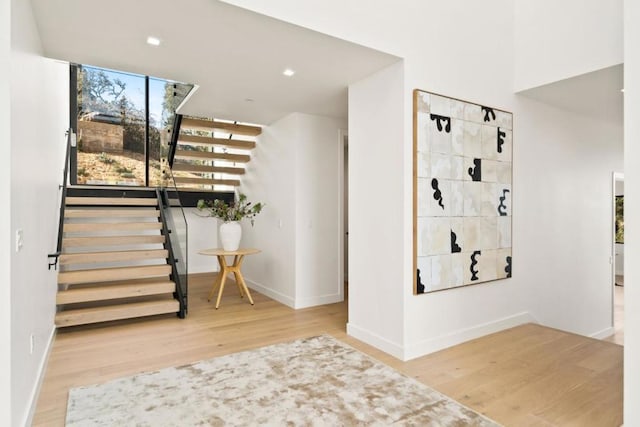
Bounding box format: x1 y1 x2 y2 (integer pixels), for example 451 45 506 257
15 229 23 252
30 333 34 354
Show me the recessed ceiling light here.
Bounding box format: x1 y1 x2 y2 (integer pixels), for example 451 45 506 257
146 36 161 46
283 69 295 77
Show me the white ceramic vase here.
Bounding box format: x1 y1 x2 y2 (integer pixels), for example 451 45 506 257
219 221 242 251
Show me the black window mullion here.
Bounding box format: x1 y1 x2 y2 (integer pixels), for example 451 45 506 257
69 64 78 185
145 76 150 187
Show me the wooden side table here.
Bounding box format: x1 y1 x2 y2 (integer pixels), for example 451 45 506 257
198 248 261 309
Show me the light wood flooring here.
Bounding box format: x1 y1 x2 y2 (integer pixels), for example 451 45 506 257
33 273 623 426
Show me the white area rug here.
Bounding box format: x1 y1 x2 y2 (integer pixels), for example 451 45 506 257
66 335 499 426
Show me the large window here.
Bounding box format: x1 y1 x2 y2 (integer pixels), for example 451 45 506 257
71 64 192 186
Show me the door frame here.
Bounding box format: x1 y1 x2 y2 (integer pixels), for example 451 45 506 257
339 128 348 301
612 171 624 328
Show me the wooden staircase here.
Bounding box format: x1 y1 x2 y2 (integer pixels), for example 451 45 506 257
170 116 261 192
56 193 181 327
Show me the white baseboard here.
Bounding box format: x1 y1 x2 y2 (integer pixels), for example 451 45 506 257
403 311 538 361
294 293 342 309
346 322 405 360
23 326 56 427
590 326 616 340
244 278 295 308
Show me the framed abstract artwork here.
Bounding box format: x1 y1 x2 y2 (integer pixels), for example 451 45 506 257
413 89 513 294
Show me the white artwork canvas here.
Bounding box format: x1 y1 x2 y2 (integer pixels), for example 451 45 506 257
414 90 512 294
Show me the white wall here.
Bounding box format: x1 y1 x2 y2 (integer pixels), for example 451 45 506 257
514 0 623 91
294 113 344 308
10 0 69 424
241 112 345 308
239 113 298 306
221 0 624 361
348 62 406 358
615 244 624 275
0 0 12 423
517 97 623 338
624 0 640 423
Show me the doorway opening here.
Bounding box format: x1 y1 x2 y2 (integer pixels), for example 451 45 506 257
341 130 349 300
608 172 624 345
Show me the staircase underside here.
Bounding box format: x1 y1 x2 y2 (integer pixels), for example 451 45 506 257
169 116 261 196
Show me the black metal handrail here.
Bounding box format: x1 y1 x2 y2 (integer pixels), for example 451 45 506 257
48 129 73 269
168 113 183 167
156 188 187 317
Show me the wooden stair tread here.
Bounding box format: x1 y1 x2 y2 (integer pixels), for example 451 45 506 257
57 281 175 305
59 249 168 265
65 209 160 218
66 197 157 206
177 134 256 149
171 163 245 175
55 299 179 327
62 235 165 248
174 177 240 187
58 264 171 285
66 276 179 289
174 150 250 163
181 117 262 136
64 222 162 233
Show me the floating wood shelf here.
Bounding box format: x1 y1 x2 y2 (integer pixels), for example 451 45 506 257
171 163 245 175
174 177 240 187
181 117 262 136
174 150 250 163
177 134 256 149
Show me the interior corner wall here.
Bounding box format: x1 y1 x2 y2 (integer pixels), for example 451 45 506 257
516 97 623 338
240 112 345 309
240 113 298 307
10 0 69 425
0 0 12 423
624 0 640 423
514 0 623 91
293 113 346 309
348 61 406 358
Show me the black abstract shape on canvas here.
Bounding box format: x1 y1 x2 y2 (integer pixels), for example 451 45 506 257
468 158 481 181
470 251 481 281
481 106 496 122
431 178 444 209
430 114 451 133
451 230 462 253
416 269 425 294
497 127 506 153
505 256 512 278
498 189 510 216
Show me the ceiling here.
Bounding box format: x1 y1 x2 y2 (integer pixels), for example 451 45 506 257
31 0 399 125
518 64 624 125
